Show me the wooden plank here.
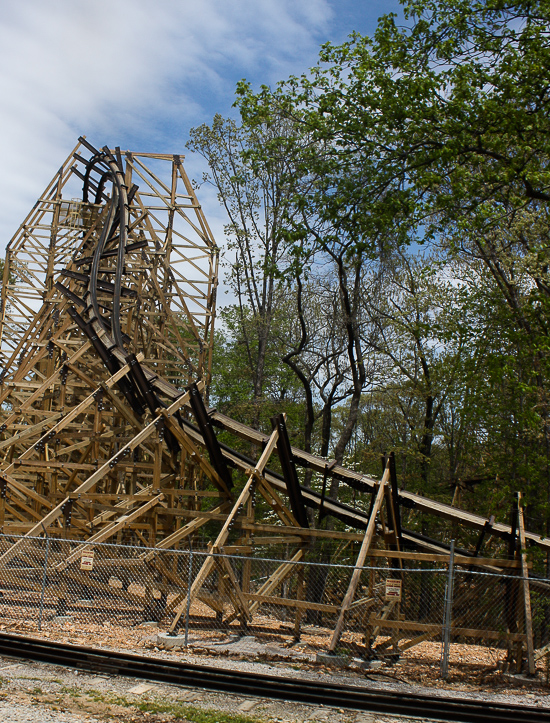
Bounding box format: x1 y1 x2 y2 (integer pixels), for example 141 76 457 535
349 596 376 611
56 494 164 570
0 377 196 565
225 549 304 625
256 476 300 528
244 592 338 614
0 413 63 451
517 491 535 675
535 640 550 662
167 426 278 633
329 472 388 652
253 536 303 545
293 563 305 640
168 473 256 631
13 460 97 471
367 549 525 569
2 354 144 475
369 617 528 643
209 410 550 553
219 555 251 622
398 630 438 652
240 522 359 541
160 411 230 496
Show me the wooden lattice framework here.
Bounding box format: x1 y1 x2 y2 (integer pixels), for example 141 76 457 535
0 138 218 385
0 140 546 670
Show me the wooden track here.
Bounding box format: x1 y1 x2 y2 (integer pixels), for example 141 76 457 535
0 140 545 667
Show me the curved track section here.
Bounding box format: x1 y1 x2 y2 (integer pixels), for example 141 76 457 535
0 139 548 669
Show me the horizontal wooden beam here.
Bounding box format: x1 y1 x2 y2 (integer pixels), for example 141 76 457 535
244 593 339 614
369 616 528 643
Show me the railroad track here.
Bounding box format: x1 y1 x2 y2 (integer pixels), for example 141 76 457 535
0 632 547 723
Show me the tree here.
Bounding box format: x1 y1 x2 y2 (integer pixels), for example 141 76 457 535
360 251 472 492
209 304 306 438
189 113 381 472
233 0 550 543
188 115 304 430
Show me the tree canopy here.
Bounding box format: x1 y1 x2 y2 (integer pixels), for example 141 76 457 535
188 0 550 556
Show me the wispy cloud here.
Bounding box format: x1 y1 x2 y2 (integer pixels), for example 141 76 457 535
0 0 332 245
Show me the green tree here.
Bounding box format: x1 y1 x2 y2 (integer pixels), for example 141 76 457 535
188 115 300 429
233 0 550 542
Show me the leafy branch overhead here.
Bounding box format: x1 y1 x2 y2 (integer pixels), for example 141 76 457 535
189 0 550 542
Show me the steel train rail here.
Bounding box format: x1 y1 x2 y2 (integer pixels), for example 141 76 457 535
0 632 547 723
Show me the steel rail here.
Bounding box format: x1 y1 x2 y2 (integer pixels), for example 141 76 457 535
101 146 128 351
0 633 546 723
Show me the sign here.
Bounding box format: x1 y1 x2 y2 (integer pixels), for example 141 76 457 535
80 551 95 571
385 578 402 602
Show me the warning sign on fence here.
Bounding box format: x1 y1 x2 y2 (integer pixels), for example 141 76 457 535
80 551 95 571
385 578 402 602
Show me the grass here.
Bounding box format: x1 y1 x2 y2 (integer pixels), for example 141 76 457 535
72 687 266 722
136 699 264 723
1 675 268 722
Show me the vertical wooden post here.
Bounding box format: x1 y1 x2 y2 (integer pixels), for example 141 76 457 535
293 562 305 642
242 493 253 595
505 495 520 669
517 491 536 675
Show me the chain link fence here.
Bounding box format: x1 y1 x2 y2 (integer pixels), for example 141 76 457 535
0 534 548 683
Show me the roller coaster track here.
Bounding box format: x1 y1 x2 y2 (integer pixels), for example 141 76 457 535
51 141 547 556
59 141 550 556
0 137 548 562
0 139 547 664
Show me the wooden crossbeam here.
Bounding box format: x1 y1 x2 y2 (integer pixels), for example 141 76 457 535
0 379 198 566
226 549 304 624
56 494 164 570
369 617 528 644
142 501 231 560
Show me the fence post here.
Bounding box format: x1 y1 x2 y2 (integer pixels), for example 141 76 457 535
38 534 50 631
440 539 455 679
184 548 193 647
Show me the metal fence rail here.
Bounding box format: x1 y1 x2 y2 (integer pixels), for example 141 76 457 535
0 534 547 682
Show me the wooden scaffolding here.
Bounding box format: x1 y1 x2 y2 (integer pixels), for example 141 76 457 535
0 140 546 671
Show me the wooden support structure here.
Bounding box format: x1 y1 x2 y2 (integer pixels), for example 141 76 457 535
329 464 389 652
272 413 309 528
517 491 536 675
0 141 546 666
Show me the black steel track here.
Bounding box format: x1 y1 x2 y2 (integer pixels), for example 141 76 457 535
0 633 547 723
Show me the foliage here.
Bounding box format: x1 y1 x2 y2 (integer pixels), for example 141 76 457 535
189 0 550 544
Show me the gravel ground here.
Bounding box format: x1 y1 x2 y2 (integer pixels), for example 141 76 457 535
0 700 100 722
0 656 452 723
4 613 549 693
0 652 549 723
7 619 550 704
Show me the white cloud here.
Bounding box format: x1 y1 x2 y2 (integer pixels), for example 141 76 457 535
0 0 332 247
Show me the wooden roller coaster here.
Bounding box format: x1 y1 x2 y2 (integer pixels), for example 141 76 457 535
0 139 547 669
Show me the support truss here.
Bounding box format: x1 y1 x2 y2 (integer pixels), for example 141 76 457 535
0 141 545 671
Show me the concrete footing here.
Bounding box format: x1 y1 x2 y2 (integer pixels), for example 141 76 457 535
315 653 383 670
157 632 188 649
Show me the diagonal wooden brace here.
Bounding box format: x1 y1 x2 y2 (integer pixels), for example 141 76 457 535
328 463 390 652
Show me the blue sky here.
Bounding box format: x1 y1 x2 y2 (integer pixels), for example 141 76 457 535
0 0 402 253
